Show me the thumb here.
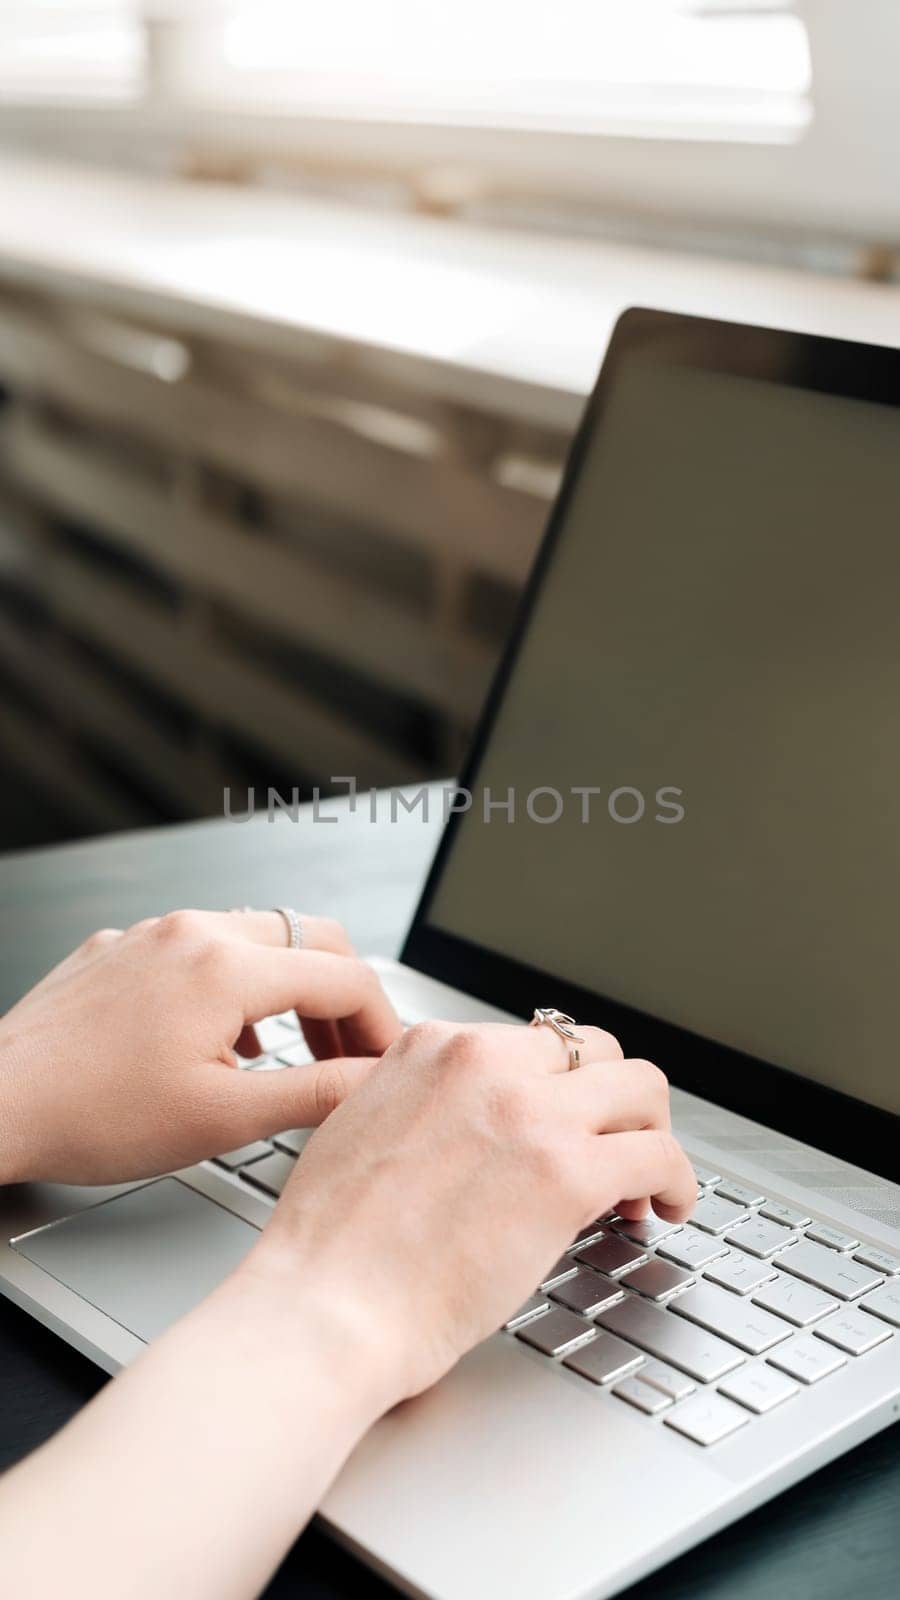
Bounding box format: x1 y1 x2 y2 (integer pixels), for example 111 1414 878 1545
205 1056 378 1147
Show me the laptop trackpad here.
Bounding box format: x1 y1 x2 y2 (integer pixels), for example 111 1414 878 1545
13 1177 261 1342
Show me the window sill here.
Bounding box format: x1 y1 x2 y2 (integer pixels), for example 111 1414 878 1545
0 152 897 431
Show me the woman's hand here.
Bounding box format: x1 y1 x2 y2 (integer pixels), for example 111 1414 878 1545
0 1007 694 1600
246 1017 697 1410
0 910 401 1186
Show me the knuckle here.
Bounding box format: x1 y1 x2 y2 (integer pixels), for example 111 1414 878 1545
314 1061 348 1122
82 927 119 954
398 1019 458 1059
524 1132 567 1190
635 1058 670 1105
482 1073 530 1136
154 909 206 946
595 1028 625 1061
351 958 380 995
322 917 354 954
437 1025 488 1075
192 937 233 979
651 1127 680 1170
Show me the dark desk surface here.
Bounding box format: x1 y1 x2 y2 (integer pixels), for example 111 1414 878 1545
1 798 898 1599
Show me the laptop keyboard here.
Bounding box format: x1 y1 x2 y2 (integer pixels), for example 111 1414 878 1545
211 1015 898 1446
505 1163 899 1444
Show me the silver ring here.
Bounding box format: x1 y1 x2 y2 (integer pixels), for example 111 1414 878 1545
274 906 303 950
530 1007 585 1070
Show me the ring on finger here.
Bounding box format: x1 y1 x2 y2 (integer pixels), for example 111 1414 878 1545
274 906 304 951
530 1006 585 1070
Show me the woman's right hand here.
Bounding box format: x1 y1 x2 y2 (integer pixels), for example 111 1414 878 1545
246 1018 697 1411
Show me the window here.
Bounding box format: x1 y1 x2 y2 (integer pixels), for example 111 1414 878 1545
0 2 810 142
0 2 143 100
215 0 811 141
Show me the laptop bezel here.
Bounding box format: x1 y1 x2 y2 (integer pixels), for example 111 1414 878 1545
403 306 899 1183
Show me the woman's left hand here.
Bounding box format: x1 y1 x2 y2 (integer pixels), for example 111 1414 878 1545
0 910 401 1186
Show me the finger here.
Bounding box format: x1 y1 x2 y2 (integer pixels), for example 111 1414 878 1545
531 1022 623 1074
218 910 357 955
219 912 370 1055
233 948 401 1057
215 911 388 1057
201 1054 378 1144
582 1130 697 1222
556 1058 671 1134
502 1019 623 1075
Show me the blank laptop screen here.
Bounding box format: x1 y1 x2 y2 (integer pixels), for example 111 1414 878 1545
427 355 900 1117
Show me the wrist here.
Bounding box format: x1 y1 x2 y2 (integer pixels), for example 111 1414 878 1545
217 1237 404 1429
0 1021 43 1185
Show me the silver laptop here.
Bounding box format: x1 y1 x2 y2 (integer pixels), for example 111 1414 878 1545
2 309 898 1600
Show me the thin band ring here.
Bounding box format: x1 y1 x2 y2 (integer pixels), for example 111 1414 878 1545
274 906 304 950
530 1007 585 1070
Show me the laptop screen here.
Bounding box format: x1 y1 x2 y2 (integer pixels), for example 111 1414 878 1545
424 346 900 1119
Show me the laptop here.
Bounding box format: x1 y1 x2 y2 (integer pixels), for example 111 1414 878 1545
1 308 898 1600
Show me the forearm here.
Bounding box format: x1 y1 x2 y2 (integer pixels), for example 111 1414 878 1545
0 1255 389 1600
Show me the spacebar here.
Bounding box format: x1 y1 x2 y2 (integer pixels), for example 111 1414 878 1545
596 1296 744 1382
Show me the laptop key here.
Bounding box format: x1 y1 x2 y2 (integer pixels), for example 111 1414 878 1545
613 1374 672 1414
690 1163 721 1188
859 1282 900 1327
775 1240 883 1300
813 1309 892 1356
504 1295 550 1331
625 1259 695 1302
704 1250 777 1296
805 1224 859 1252
612 1214 679 1248
274 1039 314 1067
517 1308 596 1357
596 1295 743 1382
669 1283 792 1355
751 1276 839 1327
853 1246 900 1276
759 1200 812 1229
562 1331 644 1385
253 1015 298 1053
570 1218 613 1249
239 1149 296 1197
715 1180 765 1209
539 1255 580 1290
638 1360 696 1401
213 1141 274 1170
658 1227 728 1270
724 1216 797 1259
576 1235 649 1278
718 1364 799 1414
272 1128 312 1157
664 1392 749 1445
768 1337 846 1384
690 1195 750 1235
550 1268 624 1317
